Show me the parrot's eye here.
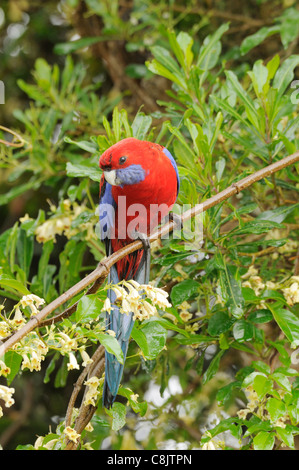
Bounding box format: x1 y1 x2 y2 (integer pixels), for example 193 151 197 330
119 156 127 165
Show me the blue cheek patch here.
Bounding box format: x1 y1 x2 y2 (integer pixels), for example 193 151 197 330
116 164 146 186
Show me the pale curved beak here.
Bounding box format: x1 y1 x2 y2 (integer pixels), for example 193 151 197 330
104 169 118 186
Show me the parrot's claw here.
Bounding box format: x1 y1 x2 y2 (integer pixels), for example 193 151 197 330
132 231 151 251
169 212 183 231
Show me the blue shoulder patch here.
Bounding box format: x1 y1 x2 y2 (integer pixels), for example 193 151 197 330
162 147 180 197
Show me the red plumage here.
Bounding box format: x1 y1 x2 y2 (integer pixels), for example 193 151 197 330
99 137 179 407
99 137 178 279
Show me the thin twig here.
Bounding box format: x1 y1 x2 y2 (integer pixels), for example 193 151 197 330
0 125 25 148
65 345 105 429
0 150 298 359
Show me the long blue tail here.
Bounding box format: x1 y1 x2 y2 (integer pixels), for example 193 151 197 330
102 249 150 408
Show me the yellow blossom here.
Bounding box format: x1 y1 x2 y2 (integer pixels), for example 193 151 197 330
0 360 10 377
282 282 299 306
19 213 32 223
0 385 15 408
130 393 139 402
237 408 250 420
84 376 100 406
12 306 25 326
80 349 93 367
106 329 116 337
0 322 11 338
64 426 81 443
20 294 45 315
67 352 80 371
241 265 258 280
180 311 193 322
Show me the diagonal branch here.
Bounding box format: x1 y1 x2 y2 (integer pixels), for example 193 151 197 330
0 149 298 359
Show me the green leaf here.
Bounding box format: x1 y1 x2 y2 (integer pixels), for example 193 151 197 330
170 279 199 306
176 31 194 69
132 321 167 360
3 351 22 385
257 202 299 223
131 113 152 140
230 219 282 236
118 386 147 416
243 372 273 399
66 161 101 182
75 294 102 323
219 265 244 319
270 307 299 349
17 79 51 105
54 36 105 55
0 275 31 295
273 55 299 98
247 309 273 324
64 136 98 153
279 8 299 48
233 320 254 343
248 60 269 96
146 45 186 89
266 397 286 422
240 26 280 55
253 431 275 450
167 29 192 71
212 95 250 129
271 372 291 392
109 402 127 432
95 333 124 365
202 349 225 384
16 229 34 280
208 312 233 336
225 70 259 127
197 23 229 69
275 426 295 449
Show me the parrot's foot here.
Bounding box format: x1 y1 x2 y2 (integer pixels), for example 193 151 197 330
132 231 151 251
169 212 183 231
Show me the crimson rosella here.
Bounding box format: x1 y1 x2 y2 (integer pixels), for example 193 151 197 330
99 137 180 408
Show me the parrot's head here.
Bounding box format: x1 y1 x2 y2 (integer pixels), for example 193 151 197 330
99 137 156 187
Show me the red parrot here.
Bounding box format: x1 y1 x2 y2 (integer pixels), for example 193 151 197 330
99 137 180 408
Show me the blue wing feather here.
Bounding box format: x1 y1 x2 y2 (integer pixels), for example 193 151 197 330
162 147 180 197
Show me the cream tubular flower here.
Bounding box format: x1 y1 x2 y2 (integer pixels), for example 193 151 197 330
0 385 15 408
84 376 100 406
64 426 81 443
80 349 93 367
67 352 80 371
0 360 10 377
283 282 299 306
20 294 45 315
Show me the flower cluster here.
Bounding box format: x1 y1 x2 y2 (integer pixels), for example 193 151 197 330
83 376 101 407
63 426 81 444
0 293 45 340
46 326 93 371
104 280 171 321
241 266 299 308
34 199 97 244
237 385 288 429
19 333 48 372
241 265 265 296
282 276 299 306
0 385 15 418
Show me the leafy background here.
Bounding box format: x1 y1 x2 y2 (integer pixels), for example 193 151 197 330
0 0 299 450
